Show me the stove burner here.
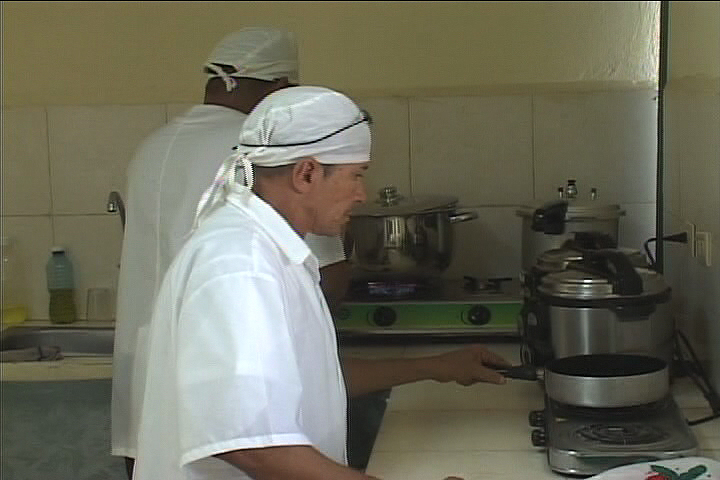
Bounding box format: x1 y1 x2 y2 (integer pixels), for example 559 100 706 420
574 423 669 446
347 278 441 301
554 398 668 421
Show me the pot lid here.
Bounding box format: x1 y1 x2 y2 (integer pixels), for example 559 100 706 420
538 264 669 300
534 247 584 273
516 199 625 220
350 186 458 216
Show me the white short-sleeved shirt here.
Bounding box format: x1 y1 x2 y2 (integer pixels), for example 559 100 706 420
111 105 345 458
132 187 348 480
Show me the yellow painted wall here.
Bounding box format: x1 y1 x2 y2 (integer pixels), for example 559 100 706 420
667 0 720 86
2 1 659 106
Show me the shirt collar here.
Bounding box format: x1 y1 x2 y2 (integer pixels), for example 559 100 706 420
226 185 314 268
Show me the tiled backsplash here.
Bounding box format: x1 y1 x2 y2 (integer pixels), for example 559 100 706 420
1 89 659 320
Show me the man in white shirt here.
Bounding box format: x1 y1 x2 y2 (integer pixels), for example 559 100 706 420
133 86 510 480
111 28 349 477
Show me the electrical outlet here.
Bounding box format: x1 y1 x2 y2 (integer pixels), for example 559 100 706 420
695 231 712 267
685 221 697 257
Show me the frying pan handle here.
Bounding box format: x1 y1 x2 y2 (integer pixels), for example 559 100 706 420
494 365 543 381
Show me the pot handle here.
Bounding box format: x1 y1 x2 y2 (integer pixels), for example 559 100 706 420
494 365 544 381
448 211 478 223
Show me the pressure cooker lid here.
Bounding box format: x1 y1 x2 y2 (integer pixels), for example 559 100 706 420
350 186 458 216
516 200 625 220
534 247 584 273
538 261 670 300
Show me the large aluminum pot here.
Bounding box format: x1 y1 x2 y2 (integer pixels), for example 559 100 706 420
497 353 669 408
516 181 625 272
344 186 478 279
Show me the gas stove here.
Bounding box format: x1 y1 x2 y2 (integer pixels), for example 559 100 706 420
334 277 522 343
529 395 699 476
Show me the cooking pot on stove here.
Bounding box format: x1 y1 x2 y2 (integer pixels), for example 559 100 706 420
344 186 478 279
497 353 669 408
516 180 625 272
530 250 674 364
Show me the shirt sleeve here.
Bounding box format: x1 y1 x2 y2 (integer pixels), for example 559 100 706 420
304 233 346 267
175 270 311 466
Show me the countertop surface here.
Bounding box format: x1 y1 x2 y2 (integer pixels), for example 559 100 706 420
350 343 720 480
3 325 719 479
1 320 114 381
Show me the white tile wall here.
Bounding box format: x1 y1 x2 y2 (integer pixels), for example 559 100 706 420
0 216 53 319
409 96 533 205
664 86 720 390
533 90 658 204
443 206 522 280
1 89 661 320
47 105 166 214
618 202 657 253
356 97 411 200
1 107 51 215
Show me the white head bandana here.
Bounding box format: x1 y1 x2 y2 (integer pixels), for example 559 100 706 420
193 86 372 228
204 27 299 92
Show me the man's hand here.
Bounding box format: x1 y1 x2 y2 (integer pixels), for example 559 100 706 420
424 345 511 386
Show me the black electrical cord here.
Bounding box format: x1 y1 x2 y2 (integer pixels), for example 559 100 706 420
673 330 720 426
643 231 687 271
644 237 657 269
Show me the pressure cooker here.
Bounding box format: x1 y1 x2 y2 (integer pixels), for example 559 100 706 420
344 186 477 280
516 180 626 273
519 235 651 365
521 249 673 367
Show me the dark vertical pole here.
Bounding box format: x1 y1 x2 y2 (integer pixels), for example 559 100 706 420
656 1 670 273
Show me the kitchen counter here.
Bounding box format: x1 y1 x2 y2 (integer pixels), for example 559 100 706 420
3 326 718 479
0 320 114 381
360 343 720 480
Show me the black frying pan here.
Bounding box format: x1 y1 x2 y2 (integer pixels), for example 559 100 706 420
495 354 669 408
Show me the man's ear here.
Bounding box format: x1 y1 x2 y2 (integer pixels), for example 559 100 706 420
291 157 320 192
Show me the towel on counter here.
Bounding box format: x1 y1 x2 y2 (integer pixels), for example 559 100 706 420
588 457 720 480
0 346 63 362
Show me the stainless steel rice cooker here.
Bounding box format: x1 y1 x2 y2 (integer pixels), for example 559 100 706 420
527 250 673 366
519 241 650 366
344 186 478 280
516 181 625 272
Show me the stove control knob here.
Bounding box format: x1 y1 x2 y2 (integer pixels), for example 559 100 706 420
528 410 545 427
531 428 547 447
372 306 396 327
467 305 491 325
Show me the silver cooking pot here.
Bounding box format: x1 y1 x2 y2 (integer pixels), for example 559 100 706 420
344 186 478 279
516 182 625 272
497 353 669 408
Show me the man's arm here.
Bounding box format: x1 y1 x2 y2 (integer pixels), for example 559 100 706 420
217 445 463 480
216 445 378 480
319 260 352 315
340 345 511 397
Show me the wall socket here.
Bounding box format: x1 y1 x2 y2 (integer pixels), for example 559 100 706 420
685 221 697 257
685 221 712 267
696 231 712 267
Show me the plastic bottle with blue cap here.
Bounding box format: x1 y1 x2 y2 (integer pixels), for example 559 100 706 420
46 246 77 324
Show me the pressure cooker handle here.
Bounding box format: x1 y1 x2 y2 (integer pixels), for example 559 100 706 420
588 249 644 296
531 201 568 234
448 211 478 223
